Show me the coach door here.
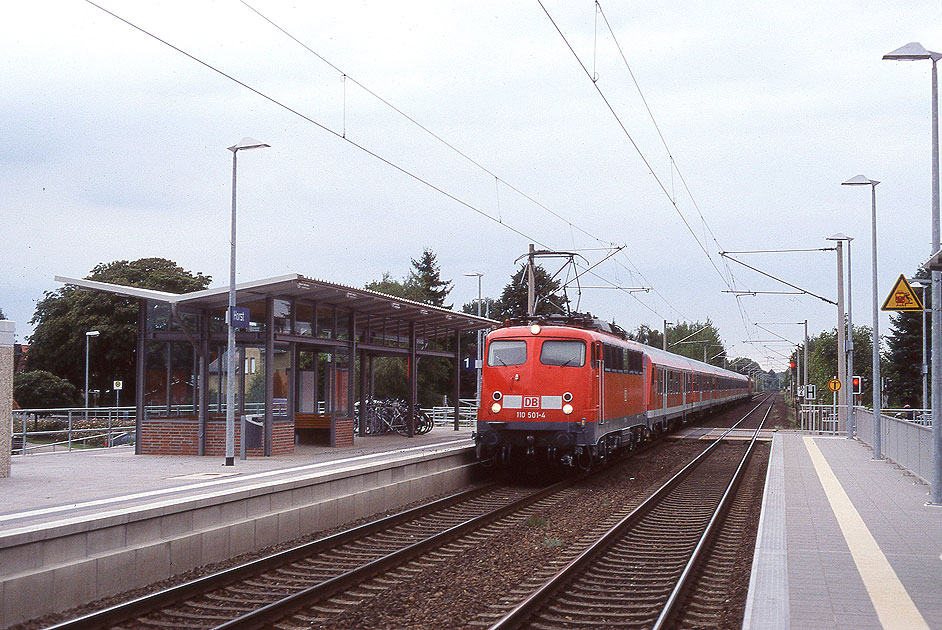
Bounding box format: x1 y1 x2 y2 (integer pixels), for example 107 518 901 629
590 341 604 423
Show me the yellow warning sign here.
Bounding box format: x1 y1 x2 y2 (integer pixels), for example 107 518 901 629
828 378 841 392
881 275 924 312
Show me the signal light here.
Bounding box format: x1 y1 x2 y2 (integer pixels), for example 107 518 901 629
852 376 862 394
789 361 796 369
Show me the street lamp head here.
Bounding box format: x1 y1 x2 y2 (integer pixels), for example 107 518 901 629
827 232 853 242
884 42 942 62
842 174 879 187
463 272 484 278
86 330 100 337
228 137 270 153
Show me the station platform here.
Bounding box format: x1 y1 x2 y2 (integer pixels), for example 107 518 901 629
744 432 942 630
0 427 477 627
0 427 475 530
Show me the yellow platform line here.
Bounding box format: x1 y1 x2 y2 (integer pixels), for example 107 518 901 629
803 436 929 630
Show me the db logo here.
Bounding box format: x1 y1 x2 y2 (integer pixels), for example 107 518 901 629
523 396 540 408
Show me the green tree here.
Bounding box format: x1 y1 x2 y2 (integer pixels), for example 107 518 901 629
13 370 79 408
364 272 425 302
0 306 6 319
803 325 875 406
884 269 929 407
408 249 452 308
363 250 457 406
26 258 211 404
627 323 663 349
490 263 568 321
662 320 726 366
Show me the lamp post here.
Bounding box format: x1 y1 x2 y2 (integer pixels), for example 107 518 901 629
843 175 882 455
827 234 851 433
85 330 100 422
464 272 484 407
884 42 942 502
225 137 269 466
910 277 930 410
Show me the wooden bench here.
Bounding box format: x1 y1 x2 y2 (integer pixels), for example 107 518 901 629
294 413 331 429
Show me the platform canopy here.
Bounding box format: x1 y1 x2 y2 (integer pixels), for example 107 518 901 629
55 273 497 333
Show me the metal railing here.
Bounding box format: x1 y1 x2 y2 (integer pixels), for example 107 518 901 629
798 403 847 435
11 406 137 455
11 398 482 456
855 407 932 484
880 407 932 426
425 398 478 428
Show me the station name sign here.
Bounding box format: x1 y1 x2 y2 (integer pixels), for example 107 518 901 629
228 306 251 329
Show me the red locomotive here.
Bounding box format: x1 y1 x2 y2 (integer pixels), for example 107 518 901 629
474 315 752 469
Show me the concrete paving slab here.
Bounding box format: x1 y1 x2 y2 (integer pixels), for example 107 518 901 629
745 432 942 630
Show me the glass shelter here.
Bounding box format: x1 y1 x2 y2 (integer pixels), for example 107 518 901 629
55 274 496 456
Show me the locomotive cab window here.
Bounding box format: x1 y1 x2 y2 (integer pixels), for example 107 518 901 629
540 340 586 367
487 340 527 366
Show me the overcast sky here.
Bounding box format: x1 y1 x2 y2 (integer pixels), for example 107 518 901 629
3 1 941 370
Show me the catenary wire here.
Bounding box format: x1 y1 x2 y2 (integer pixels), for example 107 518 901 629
239 0 690 320
83 0 674 322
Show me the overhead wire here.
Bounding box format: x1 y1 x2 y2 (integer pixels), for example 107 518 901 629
545 1 764 352
540 0 768 361
84 0 767 358
537 0 733 291
237 0 682 320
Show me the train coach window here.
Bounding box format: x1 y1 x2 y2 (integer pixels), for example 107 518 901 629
487 340 527 366
541 340 586 367
627 350 643 374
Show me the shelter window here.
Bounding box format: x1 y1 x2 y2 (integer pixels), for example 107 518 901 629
487 340 527 366
541 340 586 367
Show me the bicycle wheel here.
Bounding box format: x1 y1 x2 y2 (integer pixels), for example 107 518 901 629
416 411 433 434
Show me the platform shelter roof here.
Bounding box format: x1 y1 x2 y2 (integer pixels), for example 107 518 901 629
55 273 497 333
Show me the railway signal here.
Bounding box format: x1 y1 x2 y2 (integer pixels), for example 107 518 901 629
852 376 863 395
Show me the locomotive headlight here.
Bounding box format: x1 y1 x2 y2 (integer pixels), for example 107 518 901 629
492 391 502 401
562 392 573 403
530 324 541 335
563 403 574 415
491 402 502 413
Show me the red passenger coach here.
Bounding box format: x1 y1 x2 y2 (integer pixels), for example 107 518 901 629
474 316 752 470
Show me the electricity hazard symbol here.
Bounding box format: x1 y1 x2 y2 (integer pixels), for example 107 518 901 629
881 275 924 312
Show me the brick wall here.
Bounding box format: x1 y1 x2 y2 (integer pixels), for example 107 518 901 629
141 416 294 456
335 418 354 447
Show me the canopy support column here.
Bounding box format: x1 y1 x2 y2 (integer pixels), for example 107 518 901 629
135 300 145 455
408 321 416 437
454 330 461 431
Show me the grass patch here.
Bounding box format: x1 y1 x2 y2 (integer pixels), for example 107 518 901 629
544 537 564 547
525 515 548 528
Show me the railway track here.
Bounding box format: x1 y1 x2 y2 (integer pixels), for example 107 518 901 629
47 477 585 630
484 393 773 630
45 397 770 630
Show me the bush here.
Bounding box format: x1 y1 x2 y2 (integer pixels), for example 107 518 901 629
13 370 79 409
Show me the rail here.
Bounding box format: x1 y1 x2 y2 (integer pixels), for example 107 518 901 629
488 395 773 629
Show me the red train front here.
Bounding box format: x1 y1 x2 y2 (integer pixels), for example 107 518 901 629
474 317 751 469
